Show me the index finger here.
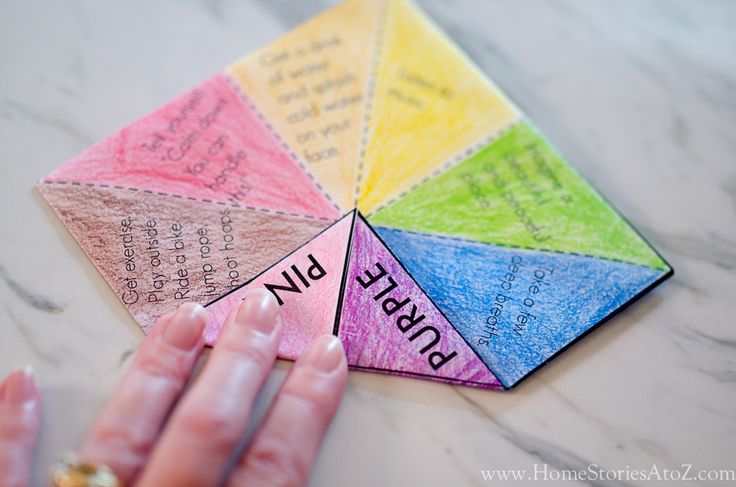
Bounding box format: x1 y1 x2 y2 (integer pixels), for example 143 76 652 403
228 334 347 487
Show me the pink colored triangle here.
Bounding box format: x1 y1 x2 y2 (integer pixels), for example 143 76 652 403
38 182 332 332
42 74 339 220
204 212 354 359
337 215 502 389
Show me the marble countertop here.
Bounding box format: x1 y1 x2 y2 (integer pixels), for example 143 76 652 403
2 1 734 485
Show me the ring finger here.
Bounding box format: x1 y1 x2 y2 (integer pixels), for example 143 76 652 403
79 303 208 484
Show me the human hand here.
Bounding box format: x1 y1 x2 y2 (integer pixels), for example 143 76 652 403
0 288 348 486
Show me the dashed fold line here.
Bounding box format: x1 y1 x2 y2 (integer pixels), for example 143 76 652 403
40 180 334 222
374 224 666 271
367 117 523 217
353 0 389 207
222 73 343 214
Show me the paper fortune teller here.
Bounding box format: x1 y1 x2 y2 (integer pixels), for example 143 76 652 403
39 0 672 389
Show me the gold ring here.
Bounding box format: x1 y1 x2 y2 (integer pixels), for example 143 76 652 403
49 452 122 487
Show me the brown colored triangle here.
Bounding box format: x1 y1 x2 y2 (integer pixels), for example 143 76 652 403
38 182 333 332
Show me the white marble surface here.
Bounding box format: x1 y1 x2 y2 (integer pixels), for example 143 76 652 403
1 0 735 485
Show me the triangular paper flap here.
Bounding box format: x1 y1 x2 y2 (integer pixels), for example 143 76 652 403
42 74 339 220
38 182 331 332
371 122 669 271
356 0 519 214
375 226 665 386
204 212 354 359
337 216 502 388
228 0 383 211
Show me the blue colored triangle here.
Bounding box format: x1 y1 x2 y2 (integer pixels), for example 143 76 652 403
374 227 664 387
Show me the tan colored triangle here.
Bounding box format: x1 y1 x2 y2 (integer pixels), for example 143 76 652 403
38 182 332 332
227 0 384 211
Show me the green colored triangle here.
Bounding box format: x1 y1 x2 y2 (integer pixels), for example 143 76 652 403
370 122 668 271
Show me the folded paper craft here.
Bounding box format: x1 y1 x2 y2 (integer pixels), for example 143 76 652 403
39 0 672 389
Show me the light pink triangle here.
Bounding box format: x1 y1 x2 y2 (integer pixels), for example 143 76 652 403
42 74 339 220
204 212 354 359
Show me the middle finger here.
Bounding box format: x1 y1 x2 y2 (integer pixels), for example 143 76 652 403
138 289 281 486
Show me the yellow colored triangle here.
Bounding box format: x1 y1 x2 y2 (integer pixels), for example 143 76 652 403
227 0 383 211
357 0 520 214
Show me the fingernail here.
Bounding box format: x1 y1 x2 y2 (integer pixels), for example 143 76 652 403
163 303 208 350
4 366 38 406
236 288 280 334
299 335 345 373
